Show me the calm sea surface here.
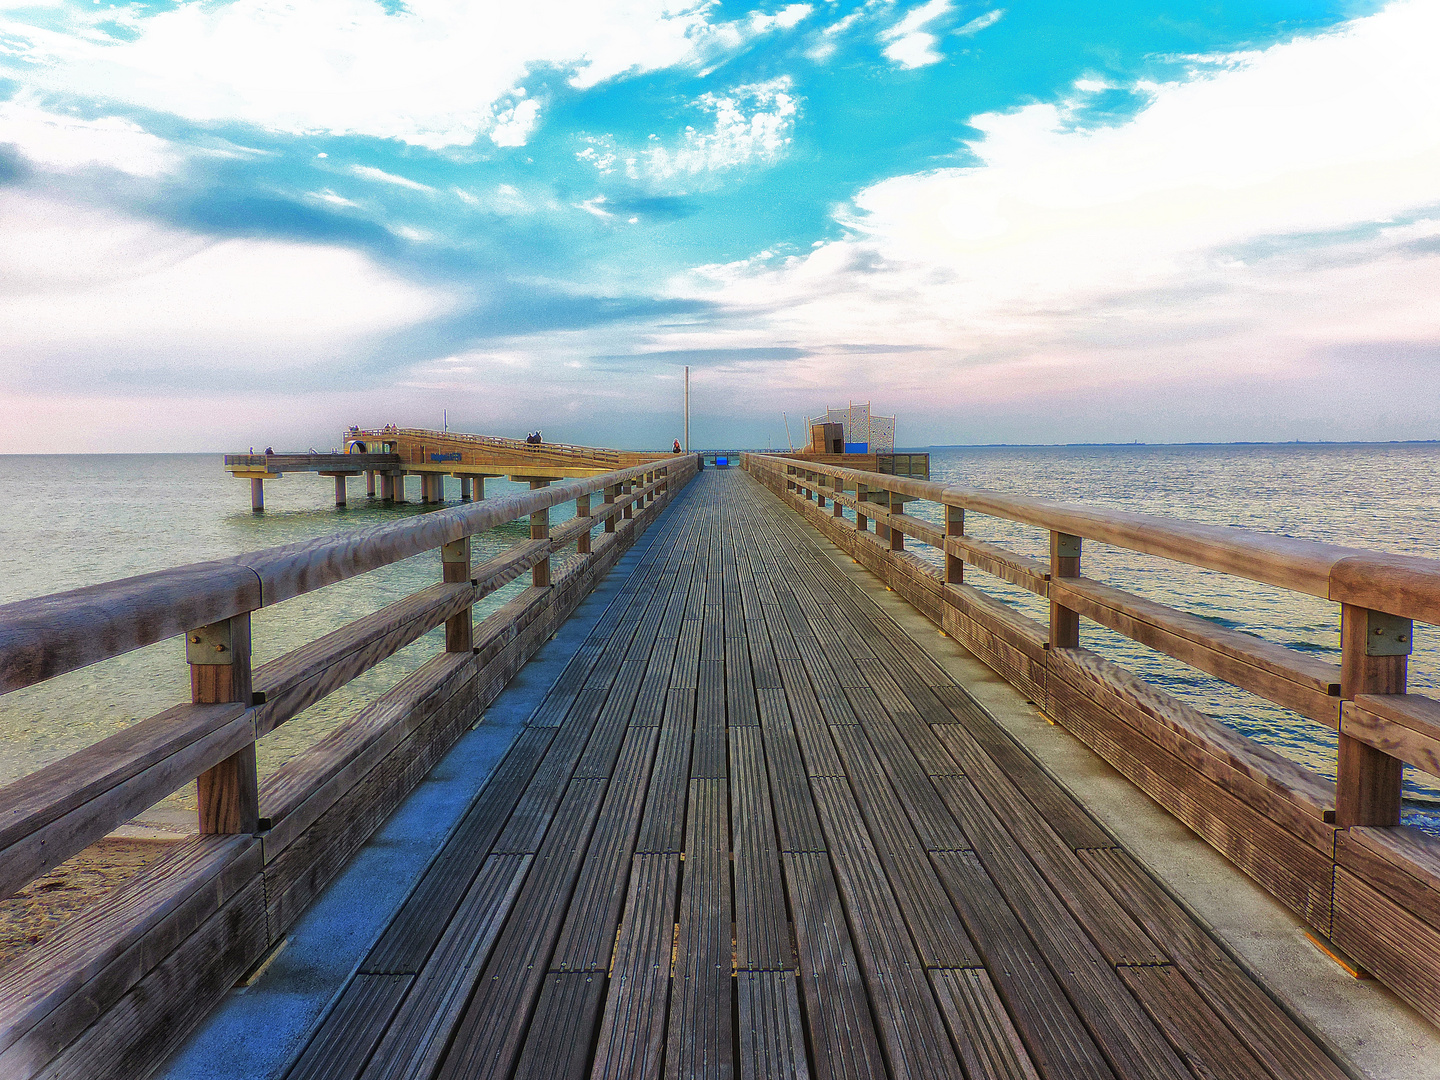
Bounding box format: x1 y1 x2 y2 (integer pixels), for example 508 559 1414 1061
1 446 1438 835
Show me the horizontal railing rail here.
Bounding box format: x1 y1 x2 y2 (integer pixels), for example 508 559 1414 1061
0 458 690 897
744 451 1440 1030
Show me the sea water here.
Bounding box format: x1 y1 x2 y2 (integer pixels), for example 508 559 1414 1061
1 446 1437 834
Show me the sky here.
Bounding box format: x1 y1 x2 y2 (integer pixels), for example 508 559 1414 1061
2 0 1439 452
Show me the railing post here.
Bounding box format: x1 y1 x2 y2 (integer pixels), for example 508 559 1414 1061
623 480 634 520
189 613 259 834
605 484 618 533
1337 604 1410 827
530 480 551 587
946 505 964 584
856 482 868 533
1049 532 1081 649
577 494 592 555
889 493 905 551
443 537 472 652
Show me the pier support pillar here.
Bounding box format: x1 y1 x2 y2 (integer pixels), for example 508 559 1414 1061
366 471 376 498
529 479 551 587
334 474 347 507
1337 604 1409 828
460 477 472 502
380 472 394 502
394 474 407 503
250 478 264 513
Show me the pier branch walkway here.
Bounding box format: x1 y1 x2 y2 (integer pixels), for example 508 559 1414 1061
278 467 1346 1080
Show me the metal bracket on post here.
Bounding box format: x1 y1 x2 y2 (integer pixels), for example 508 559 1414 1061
1365 611 1414 656
186 621 235 665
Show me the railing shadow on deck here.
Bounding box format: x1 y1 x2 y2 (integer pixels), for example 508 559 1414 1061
0 455 699 1080
745 451 1440 1031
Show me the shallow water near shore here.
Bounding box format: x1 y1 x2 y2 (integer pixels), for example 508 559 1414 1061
1 445 1438 836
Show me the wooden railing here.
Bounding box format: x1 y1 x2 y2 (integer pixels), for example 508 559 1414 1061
0 456 698 1080
744 451 1440 1029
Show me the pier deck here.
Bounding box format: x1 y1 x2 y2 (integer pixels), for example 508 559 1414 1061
280 468 1344 1080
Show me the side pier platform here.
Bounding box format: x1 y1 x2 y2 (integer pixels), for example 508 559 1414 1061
1 459 1437 1078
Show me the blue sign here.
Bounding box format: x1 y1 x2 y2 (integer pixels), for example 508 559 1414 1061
430 452 461 463
844 442 868 454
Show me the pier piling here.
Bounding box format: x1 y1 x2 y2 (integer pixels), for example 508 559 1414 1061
366 470 376 498
251 478 264 513
334 474 347 507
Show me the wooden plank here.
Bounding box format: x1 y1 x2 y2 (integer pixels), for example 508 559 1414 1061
691 664 727 778
1116 965 1271 1080
0 836 258 1073
552 726 660 971
781 853 887 1080
927 724 1164 967
635 690 694 854
511 972 607 1080
1078 847 1349 1080
944 535 1050 597
360 726 552 974
737 971 811 1080
286 974 414 1080
807 776 963 1080
590 850 680 1079
34 873 268 1080
828 726 980 968
776 662 845 777
356 853 531 1080
1050 577 1341 726
1342 694 1440 776
1336 825 1440 928
493 690 607 854
437 777 608 1080
0 704 251 900
756 695 827 854
929 968 1042 1080
1333 868 1440 1029
932 774 1193 1080
730 726 793 971
927 683 1113 851
665 778 733 1080
928 849 1115 1080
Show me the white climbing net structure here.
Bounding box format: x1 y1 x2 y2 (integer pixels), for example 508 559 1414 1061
809 403 896 452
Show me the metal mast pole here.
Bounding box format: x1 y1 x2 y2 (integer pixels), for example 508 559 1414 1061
684 366 690 452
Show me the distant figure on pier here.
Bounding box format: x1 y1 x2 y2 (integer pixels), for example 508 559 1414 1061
264 446 274 455
673 439 681 454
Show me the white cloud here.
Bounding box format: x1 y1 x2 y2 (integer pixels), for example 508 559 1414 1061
954 9 1002 36
349 164 434 192
0 94 178 175
1 0 811 149
604 77 799 183
0 192 455 377
670 1 1440 435
881 0 951 69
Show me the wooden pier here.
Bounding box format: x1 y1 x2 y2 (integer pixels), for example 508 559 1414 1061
1 449 1438 1078
224 429 680 511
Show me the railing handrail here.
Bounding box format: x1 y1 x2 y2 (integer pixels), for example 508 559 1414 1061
352 427 631 464
0 459 676 696
759 454 1440 624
